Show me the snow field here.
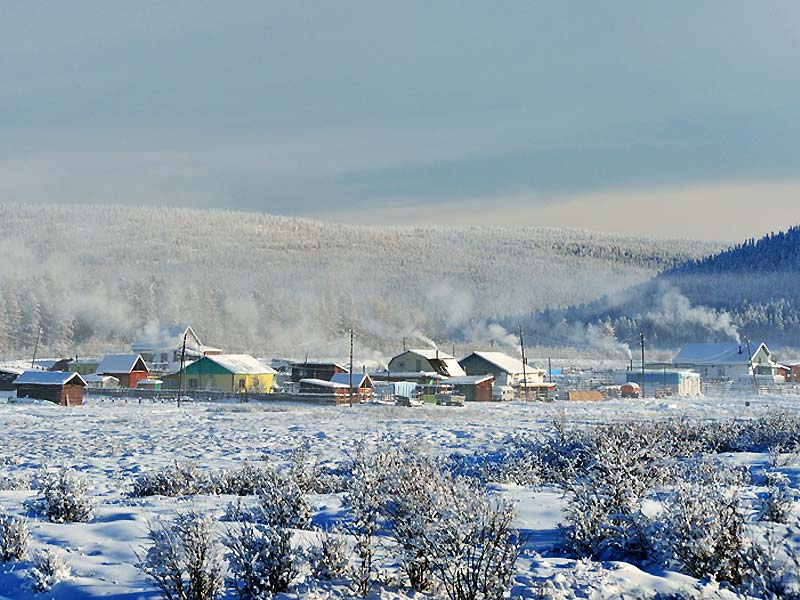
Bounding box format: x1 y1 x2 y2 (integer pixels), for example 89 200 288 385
0 395 798 599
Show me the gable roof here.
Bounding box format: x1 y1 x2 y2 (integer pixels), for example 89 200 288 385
330 372 374 388
205 354 277 375
98 354 148 374
300 378 348 389
132 325 222 353
673 342 768 366
406 348 455 360
15 371 86 387
461 351 529 374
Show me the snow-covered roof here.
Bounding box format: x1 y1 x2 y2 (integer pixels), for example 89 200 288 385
15 371 86 386
447 375 494 385
330 373 373 388
0 360 45 374
461 351 529 375
206 354 277 375
83 374 119 384
406 348 455 360
98 354 148 374
673 343 764 366
299 378 348 389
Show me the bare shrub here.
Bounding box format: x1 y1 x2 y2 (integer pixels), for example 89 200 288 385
138 512 224 600
0 512 29 561
28 548 71 593
224 521 298 599
37 468 93 523
758 470 795 524
211 462 275 496
740 523 800 599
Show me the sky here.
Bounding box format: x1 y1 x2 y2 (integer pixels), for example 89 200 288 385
1 1 799 240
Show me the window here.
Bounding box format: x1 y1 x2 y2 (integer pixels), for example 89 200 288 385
189 378 198 389
238 379 246 390
416 359 422 371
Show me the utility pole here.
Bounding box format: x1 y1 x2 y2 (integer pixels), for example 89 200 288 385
745 336 758 393
177 331 187 408
349 329 354 408
640 332 645 399
519 325 528 402
30 328 42 369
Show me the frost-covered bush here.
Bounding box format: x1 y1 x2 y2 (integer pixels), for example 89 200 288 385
344 442 396 596
132 462 209 497
306 528 349 580
0 473 31 491
758 470 795 524
226 471 312 529
29 548 71 593
211 462 276 496
37 468 93 523
740 524 800 600
138 512 224 600
224 521 298 599
658 461 749 585
0 512 29 561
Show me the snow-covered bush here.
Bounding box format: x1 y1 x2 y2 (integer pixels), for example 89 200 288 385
758 470 795 524
658 462 748 585
0 512 29 561
306 528 349 580
212 462 275 496
28 548 71 593
740 524 800 599
0 472 31 491
132 462 209 497
38 468 93 523
343 442 396 596
138 512 224 600
224 521 298 599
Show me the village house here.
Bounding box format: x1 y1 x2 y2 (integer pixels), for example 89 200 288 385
623 369 701 397
458 351 544 387
330 372 375 402
290 361 348 383
387 349 466 378
97 354 149 388
131 325 222 374
165 354 276 393
68 358 102 376
14 371 86 406
446 374 494 402
672 342 777 381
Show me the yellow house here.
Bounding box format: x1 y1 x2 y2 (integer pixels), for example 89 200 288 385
168 354 276 393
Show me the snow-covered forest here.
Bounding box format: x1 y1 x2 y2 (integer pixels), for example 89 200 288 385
0 204 718 361
526 226 800 350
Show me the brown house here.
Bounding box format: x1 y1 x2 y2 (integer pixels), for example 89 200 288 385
14 371 86 406
291 362 348 383
446 375 494 402
97 354 149 388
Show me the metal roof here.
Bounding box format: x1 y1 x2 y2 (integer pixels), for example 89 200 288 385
206 354 277 375
15 371 86 386
98 354 148 374
461 351 529 374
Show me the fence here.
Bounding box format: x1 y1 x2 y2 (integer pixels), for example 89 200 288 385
84 387 339 405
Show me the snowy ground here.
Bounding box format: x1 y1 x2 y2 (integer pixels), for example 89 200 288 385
0 394 798 599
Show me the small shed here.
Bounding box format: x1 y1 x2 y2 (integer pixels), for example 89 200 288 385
98 354 149 388
446 374 494 402
14 371 86 406
330 372 374 402
0 366 24 391
299 378 349 401
136 378 163 391
83 374 120 389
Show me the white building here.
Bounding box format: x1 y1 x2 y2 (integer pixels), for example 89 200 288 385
672 342 777 381
131 325 221 374
458 351 544 387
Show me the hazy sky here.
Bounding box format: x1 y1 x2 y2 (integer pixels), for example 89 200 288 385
2 1 799 240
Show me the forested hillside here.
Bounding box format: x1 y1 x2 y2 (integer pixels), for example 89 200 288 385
522 226 800 353
0 204 718 362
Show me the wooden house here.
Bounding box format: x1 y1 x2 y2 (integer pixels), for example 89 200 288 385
387 349 466 378
68 358 102 376
672 342 778 381
97 354 149 388
299 378 350 399
330 372 374 402
0 366 23 391
165 354 276 393
446 374 494 402
14 371 86 406
290 362 348 383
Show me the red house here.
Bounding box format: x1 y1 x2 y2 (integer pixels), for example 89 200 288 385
97 354 149 388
